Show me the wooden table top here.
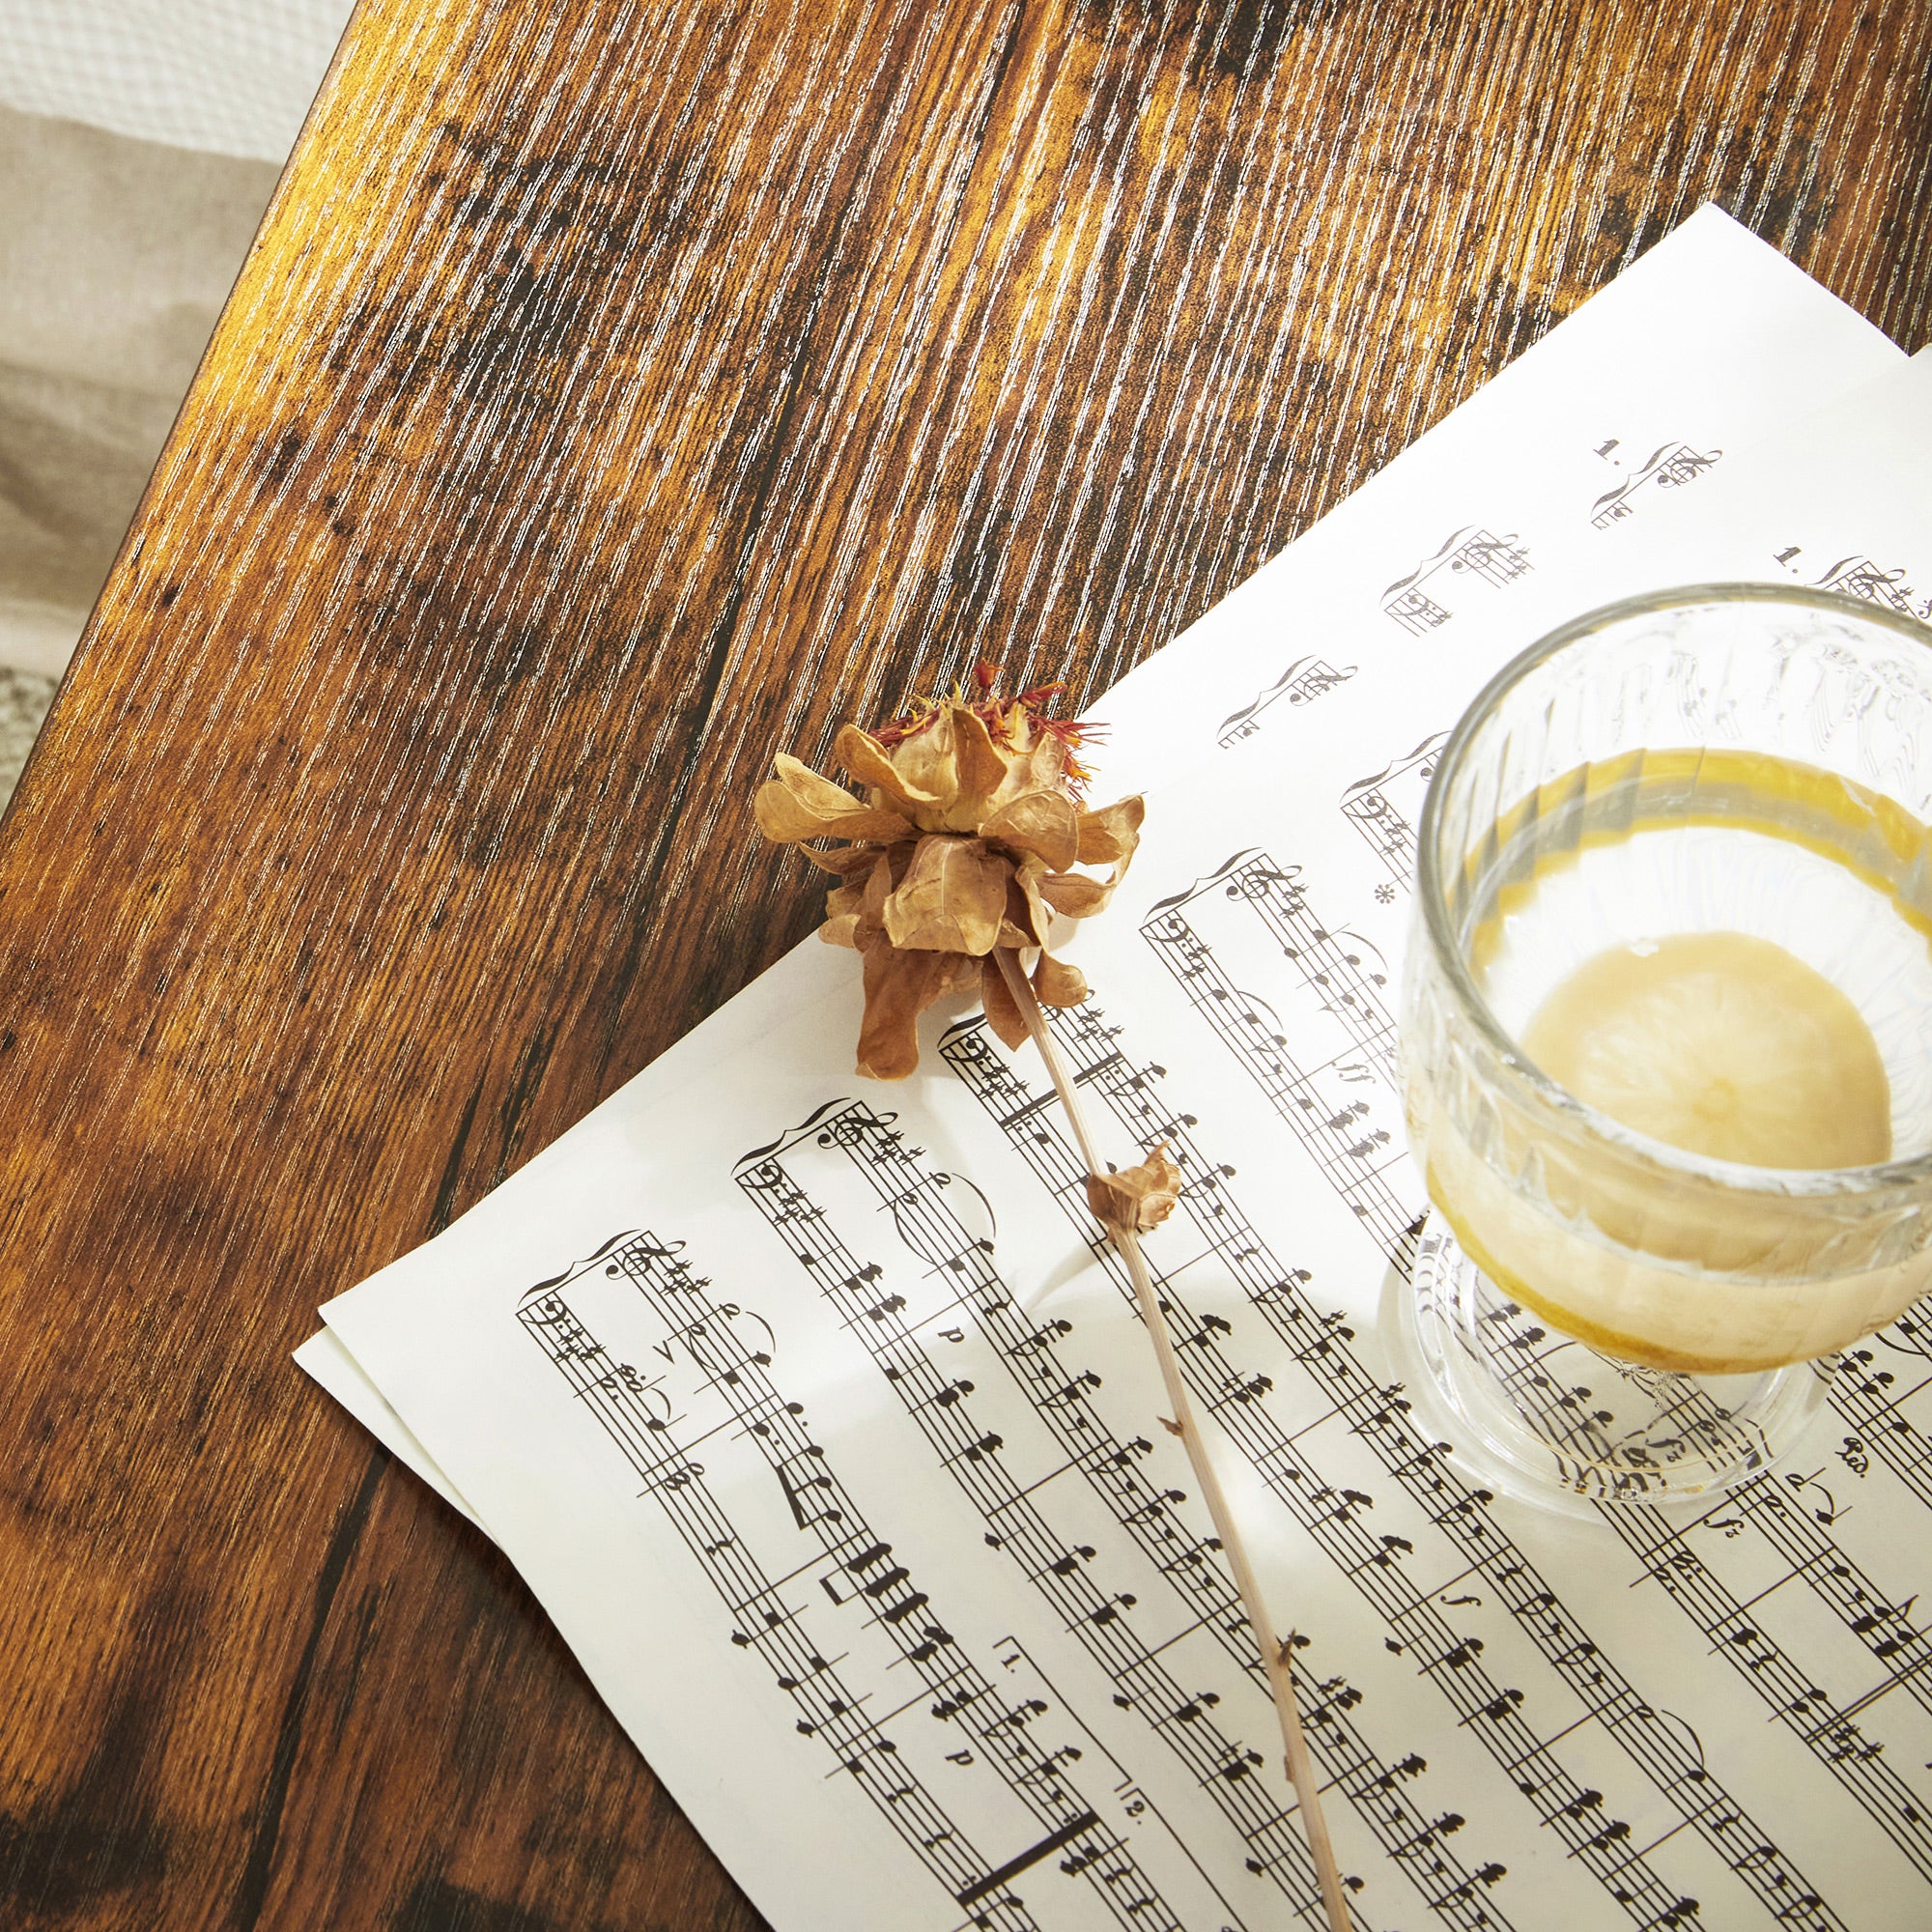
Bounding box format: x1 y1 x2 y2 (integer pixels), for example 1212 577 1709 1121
3 1 1927 1924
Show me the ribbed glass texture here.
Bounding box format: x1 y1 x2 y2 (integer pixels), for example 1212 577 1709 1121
1402 584 1932 1373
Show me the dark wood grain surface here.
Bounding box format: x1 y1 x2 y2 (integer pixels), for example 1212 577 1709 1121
2 1 1926 1925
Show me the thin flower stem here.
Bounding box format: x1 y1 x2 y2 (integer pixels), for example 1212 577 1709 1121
994 948 1354 1932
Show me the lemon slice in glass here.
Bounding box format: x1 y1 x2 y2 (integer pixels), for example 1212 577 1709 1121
1523 931 1891 1170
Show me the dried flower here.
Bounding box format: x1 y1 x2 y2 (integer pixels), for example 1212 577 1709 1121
756 667 1144 1078
1085 1143 1183 1234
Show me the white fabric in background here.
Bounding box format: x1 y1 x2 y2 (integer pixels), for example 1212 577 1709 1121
0 0 352 161
0 0 350 678
0 103 282 674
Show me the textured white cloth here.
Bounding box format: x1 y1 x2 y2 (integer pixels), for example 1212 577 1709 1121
0 0 346 675
0 663 54 803
0 0 352 161
0 104 282 673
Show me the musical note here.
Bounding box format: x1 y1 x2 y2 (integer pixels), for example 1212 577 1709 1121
1140 872 1414 1259
1215 657 1360 749
1810 553 1922 615
1379 526 1532 631
1339 733 1450 891
1386 587 1452 635
941 1013 1847 1927
732 1101 1494 1922
520 1232 1190 1931
1588 442 1722 527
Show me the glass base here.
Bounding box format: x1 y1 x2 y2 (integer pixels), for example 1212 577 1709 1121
1389 1212 1833 1518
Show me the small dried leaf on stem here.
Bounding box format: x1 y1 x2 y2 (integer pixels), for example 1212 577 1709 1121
1084 1144 1182 1235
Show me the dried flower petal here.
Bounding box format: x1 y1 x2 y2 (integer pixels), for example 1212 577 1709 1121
948 705 1010 828
1038 869 1115 917
857 940 958 1080
858 851 895 929
1032 952 1089 1009
939 952 982 998
1075 795 1145 867
1013 728 1069 800
981 790 1080 870
1085 1143 1183 1234
884 837 1010 953
801 843 881 878
773 752 867 818
883 707 958 820
835 724 942 810
999 859 1051 949
980 953 1030 1050
756 671 1140 1077
755 779 913 844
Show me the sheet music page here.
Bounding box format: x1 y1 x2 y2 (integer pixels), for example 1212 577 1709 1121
292 1327 480 1526
323 344 1932 1930
1136 349 1932 856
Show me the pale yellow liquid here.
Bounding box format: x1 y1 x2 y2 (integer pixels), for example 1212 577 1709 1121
1418 749 1932 1374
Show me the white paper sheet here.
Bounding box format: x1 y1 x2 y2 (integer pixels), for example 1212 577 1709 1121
1122 347 1932 852
294 1326 481 1527
1093 205 1905 798
309 215 1932 1932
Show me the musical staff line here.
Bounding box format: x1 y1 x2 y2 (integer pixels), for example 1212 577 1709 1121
1144 860 1411 1260
946 1004 1865 1928
1216 658 1358 750
1830 1343 1932 1515
1379 526 1532 634
1155 839 1932 1541
1338 734 1446 894
520 1238 1188 1932
1588 444 1720 528
1466 1287 1932 1867
738 1103 1517 1932
942 1021 1828 1930
1144 852 1932 1886
1802 554 1930 620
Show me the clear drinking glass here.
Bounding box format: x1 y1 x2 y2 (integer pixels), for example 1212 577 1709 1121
1395 583 1932 1512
